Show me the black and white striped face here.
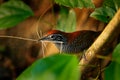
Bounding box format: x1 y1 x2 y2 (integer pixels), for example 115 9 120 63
40 34 67 43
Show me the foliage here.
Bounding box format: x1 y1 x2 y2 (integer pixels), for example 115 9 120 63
55 0 120 23
54 0 95 8
56 7 76 32
90 6 115 23
0 0 33 29
17 54 80 80
55 0 94 32
54 0 120 80
91 0 120 23
105 43 120 80
0 0 119 80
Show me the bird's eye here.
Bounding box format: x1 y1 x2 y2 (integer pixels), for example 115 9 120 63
49 35 55 39
48 34 64 41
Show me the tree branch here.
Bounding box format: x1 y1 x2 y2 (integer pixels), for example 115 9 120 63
79 9 120 72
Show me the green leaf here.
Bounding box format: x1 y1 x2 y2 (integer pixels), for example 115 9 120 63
102 0 116 10
105 62 115 80
54 0 95 8
0 0 34 29
90 6 115 23
105 62 120 80
91 0 120 23
105 43 120 80
56 7 76 32
103 0 120 11
17 54 80 80
112 43 120 64
113 0 120 11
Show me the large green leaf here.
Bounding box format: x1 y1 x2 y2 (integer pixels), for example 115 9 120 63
56 7 76 32
91 0 120 23
0 0 34 29
90 6 115 23
105 43 120 80
17 54 80 80
54 0 95 8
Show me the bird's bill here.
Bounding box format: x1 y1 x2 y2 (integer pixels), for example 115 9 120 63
38 37 48 41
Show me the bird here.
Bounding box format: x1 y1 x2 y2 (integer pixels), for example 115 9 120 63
39 30 101 54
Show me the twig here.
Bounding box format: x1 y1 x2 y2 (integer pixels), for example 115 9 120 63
79 9 120 72
0 35 38 42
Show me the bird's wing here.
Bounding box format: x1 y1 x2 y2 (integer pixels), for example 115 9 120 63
72 31 100 50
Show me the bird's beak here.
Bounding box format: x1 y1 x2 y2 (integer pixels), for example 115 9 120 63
38 37 48 41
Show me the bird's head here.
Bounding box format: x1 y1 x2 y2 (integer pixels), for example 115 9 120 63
39 30 68 44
